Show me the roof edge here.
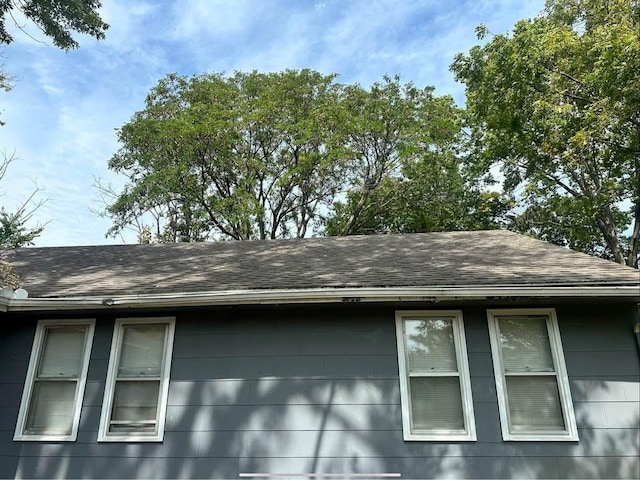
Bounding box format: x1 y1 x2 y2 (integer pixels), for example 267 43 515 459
1 285 638 312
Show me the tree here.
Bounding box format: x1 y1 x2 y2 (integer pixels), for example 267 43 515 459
331 77 428 236
0 0 108 50
103 71 496 242
104 70 347 241
451 0 640 267
0 204 44 247
0 152 45 248
326 84 509 235
326 169 510 236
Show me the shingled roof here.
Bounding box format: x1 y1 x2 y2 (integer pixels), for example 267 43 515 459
2 230 638 299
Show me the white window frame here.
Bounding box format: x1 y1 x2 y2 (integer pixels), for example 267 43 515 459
98 317 176 442
14 319 95 441
487 308 579 441
395 310 476 441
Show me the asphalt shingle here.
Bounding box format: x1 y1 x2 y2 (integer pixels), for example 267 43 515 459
2 231 638 298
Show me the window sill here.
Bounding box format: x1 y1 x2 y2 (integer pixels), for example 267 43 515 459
97 433 164 443
403 432 477 442
14 434 77 442
503 432 579 442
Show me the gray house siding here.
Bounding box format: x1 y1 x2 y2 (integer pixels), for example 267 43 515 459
0 303 638 479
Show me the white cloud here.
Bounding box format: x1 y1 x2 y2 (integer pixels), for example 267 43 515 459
170 0 266 40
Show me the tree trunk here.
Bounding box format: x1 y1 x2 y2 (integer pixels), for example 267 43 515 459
596 205 626 265
628 156 640 268
628 198 640 268
339 187 371 236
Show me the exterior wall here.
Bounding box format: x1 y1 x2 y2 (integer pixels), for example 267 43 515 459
0 303 638 479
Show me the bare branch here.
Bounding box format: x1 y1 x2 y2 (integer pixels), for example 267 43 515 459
8 8 48 46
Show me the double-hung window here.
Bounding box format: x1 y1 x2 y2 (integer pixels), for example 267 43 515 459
487 308 578 441
14 320 95 441
98 317 175 442
395 310 476 441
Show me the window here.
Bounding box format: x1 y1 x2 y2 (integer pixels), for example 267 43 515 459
14 320 95 441
487 308 578 441
98 317 175 442
395 310 476 441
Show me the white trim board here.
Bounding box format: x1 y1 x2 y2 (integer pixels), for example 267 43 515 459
2 285 638 312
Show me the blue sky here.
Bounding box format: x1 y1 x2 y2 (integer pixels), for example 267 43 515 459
0 0 544 246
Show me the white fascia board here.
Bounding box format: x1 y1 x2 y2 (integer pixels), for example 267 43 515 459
1 285 639 312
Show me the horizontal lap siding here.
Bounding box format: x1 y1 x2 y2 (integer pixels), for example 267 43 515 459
0 321 32 480
0 304 638 479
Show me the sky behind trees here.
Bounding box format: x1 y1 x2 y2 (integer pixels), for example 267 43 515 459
0 0 543 246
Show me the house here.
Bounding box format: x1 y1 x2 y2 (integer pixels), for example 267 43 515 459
0 230 638 479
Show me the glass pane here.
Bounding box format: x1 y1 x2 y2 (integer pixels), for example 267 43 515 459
118 324 166 377
410 377 464 431
405 318 457 372
506 376 565 431
498 316 554 372
111 381 160 424
38 326 86 378
25 381 76 435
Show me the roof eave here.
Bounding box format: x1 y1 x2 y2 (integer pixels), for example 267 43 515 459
1 285 639 312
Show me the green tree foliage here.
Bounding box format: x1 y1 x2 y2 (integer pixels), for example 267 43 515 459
451 0 640 267
0 0 108 50
104 71 505 242
0 205 43 247
105 70 347 241
327 176 509 236
327 82 508 236
0 154 45 248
